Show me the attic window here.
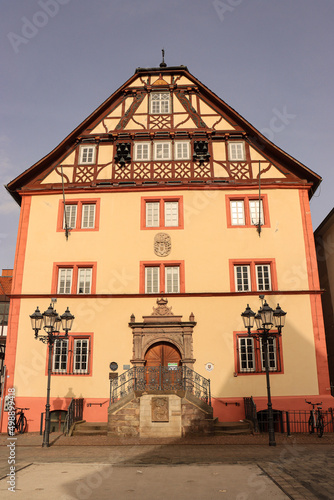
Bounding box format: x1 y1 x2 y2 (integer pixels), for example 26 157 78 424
150 93 170 114
228 142 245 161
79 145 96 164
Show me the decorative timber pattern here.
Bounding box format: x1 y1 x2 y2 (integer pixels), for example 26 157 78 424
115 93 146 130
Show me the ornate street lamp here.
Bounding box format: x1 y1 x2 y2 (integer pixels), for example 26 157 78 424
30 301 74 447
241 295 286 446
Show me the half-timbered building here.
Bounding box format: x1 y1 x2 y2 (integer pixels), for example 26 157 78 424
2 62 332 435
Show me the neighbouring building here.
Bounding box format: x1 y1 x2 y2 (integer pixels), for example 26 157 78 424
2 62 332 435
0 270 12 395
315 208 334 395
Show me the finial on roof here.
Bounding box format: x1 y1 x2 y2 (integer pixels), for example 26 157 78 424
160 49 167 68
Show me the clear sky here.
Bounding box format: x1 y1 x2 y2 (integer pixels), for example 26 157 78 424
1 0 333 268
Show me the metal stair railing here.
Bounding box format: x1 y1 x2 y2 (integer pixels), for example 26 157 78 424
110 366 211 406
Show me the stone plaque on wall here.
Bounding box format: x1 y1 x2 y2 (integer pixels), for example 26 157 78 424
151 397 169 422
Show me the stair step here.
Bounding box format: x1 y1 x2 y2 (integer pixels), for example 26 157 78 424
72 422 108 436
213 421 252 435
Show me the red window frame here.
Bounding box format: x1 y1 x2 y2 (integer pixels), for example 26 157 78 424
229 259 277 292
233 332 283 375
226 194 270 228
51 262 97 295
57 198 101 232
139 261 185 294
140 196 184 230
48 333 93 377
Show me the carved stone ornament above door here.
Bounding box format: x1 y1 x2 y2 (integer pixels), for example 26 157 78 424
129 298 196 369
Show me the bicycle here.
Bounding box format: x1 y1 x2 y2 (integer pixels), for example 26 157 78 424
305 400 324 437
7 408 29 435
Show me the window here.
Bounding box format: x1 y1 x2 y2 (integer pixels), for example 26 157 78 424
150 93 170 114
226 195 269 228
260 338 278 371
236 334 281 374
73 339 89 374
234 265 251 292
77 268 92 294
154 142 171 160
238 337 255 372
81 204 96 229
134 143 150 161
53 263 96 295
249 200 264 226
230 260 276 292
79 145 96 164
141 197 183 230
63 205 77 229
52 336 91 375
175 141 190 160
230 200 245 226
140 261 185 294
57 199 100 232
145 267 159 293
53 339 69 373
228 142 245 161
58 268 73 294
256 264 271 291
0 302 10 337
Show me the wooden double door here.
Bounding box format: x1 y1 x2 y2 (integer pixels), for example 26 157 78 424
144 342 182 390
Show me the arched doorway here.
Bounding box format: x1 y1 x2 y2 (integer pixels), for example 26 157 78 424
144 342 182 390
145 342 181 368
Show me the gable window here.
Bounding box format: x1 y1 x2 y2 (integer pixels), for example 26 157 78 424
226 195 269 228
230 260 276 292
58 199 100 232
140 261 184 294
141 196 183 230
53 263 96 295
79 145 96 164
52 336 92 375
175 141 190 160
228 142 245 161
150 93 170 114
236 334 282 374
154 142 171 160
134 143 150 161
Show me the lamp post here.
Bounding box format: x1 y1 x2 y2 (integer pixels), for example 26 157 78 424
30 302 74 447
241 295 286 446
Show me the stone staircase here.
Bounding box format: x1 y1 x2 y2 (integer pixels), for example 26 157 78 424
71 421 108 436
213 420 253 435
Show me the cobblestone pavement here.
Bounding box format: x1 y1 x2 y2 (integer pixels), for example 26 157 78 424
0 433 334 499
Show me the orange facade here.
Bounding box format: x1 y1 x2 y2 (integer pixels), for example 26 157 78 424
1 64 332 433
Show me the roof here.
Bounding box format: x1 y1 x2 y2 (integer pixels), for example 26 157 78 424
0 274 12 297
314 207 334 236
5 65 322 205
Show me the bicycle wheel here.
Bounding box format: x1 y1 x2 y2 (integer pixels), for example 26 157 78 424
317 416 324 438
308 415 314 434
18 415 27 434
